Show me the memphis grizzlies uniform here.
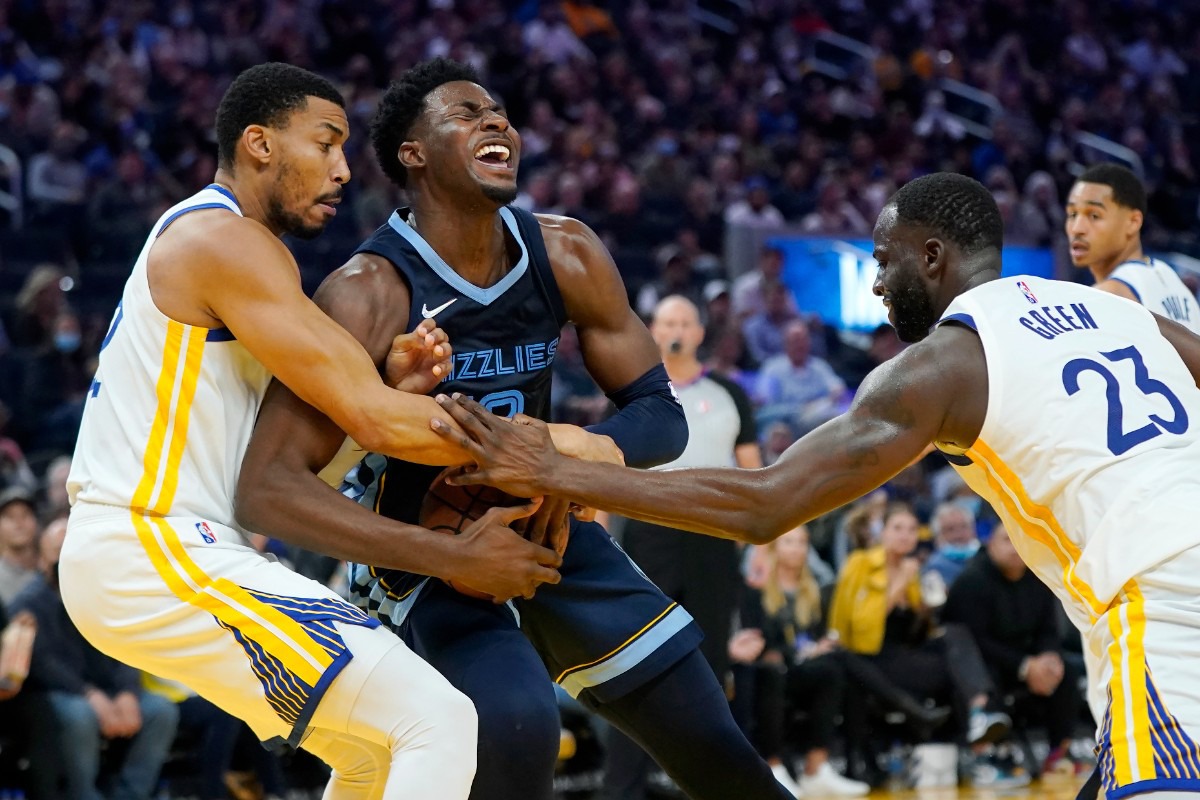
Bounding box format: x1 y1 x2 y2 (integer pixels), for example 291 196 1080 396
936 276 1200 798
346 206 701 702
1109 257 1200 335
61 186 382 747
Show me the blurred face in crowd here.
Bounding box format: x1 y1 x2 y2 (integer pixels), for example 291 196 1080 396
39 518 67 585
405 81 521 206
871 204 940 343
783 321 811 366
759 246 784 280
881 506 920 558
651 296 704 361
773 525 810 572
934 504 975 546
1064 181 1142 270
255 97 350 239
0 500 38 571
986 524 1026 579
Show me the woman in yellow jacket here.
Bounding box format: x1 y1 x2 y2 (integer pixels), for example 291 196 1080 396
829 504 1011 746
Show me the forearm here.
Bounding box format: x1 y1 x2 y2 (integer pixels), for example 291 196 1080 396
539 458 786 543
236 467 465 580
351 386 473 466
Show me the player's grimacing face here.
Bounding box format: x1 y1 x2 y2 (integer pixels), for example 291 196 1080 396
420 81 521 205
1065 182 1139 269
872 207 939 343
265 97 349 240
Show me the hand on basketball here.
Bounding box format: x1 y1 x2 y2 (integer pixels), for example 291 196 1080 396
431 394 560 498
515 495 573 557
385 319 453 395
451 498 564 602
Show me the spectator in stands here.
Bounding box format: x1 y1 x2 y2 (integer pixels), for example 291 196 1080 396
40 455 71 520
85 149 170 258
943 523 1084 774
799 180 871 236
1123 21 1186 83
10 263 69 350
25 122 87 225
923 501 981 588
635 244 705 320
12 517 179 800
829 504 1013 751
0 428 38 495
755 320 847 434
741 284 800 365
730 525 870 797
725 176 786 230
0 595 46 799
731 244 800 321
0 487 39 606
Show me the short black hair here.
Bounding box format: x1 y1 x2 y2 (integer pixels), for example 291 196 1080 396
371 58 481 188
890 172 1003 255
215 63 344 171
1075 163 1147 213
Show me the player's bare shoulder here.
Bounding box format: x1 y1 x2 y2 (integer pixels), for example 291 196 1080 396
314 252 412 365
147 209 294 327
534 213 607 280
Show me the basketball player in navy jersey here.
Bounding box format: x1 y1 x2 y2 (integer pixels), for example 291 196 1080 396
238 59 792 800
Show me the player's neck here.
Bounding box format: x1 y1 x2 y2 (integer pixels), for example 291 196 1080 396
408 200 511 287
664 355 703 385
1090 241 1145 282
211 170 278 236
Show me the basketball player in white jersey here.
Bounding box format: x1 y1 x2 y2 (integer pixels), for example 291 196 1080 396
436 172 1200 799
1068 163 1200 333
60 63 569 800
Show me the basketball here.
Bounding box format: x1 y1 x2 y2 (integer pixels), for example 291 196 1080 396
419 468 532 601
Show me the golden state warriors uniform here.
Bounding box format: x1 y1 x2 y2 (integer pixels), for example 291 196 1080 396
937 276 1200 798
344 206 701 703
61 186 379 747
1109 258 1200 335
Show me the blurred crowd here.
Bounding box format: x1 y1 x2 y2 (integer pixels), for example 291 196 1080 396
3 0 1199 796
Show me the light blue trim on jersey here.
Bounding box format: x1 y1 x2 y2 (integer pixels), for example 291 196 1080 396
386 206 529 306
557 604 694 698
1109 277 1143 303
939 312 977 331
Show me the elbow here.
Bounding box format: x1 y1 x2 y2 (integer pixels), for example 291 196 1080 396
234 466 286 535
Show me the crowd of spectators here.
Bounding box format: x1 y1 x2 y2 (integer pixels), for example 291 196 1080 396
3 0 1198 796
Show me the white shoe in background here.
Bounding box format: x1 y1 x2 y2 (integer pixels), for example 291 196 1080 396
799 762 870 796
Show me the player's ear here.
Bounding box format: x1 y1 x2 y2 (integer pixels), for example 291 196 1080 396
924 237 945 277
1127 208 1144 237
399 141 425 172
242 125 272 166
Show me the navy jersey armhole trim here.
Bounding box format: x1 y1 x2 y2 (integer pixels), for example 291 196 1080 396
507 206 568 329
1109 277 1143 303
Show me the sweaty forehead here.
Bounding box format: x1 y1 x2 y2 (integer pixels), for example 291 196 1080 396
425 81 493 113
873 205 900 245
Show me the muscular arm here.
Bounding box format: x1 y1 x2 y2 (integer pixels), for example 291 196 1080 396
543 215 688 466
440 325 986 544
236 255 471 573
1156 313 1200 386
159 216 463 459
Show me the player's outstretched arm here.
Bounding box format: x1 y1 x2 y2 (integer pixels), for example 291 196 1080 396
184 223 473 462
434 326 981 544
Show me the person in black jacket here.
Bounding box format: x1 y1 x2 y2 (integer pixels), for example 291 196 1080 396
943 523 1084 770
11 518 178 800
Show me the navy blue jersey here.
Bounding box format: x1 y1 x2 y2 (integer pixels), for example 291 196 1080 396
353 205 567 524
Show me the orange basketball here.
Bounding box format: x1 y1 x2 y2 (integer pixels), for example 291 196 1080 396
419 469 531 601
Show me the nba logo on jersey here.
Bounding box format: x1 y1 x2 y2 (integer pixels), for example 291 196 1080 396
195 521 217 544
1017 280 1038 304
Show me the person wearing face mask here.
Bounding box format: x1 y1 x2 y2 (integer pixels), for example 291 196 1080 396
923 501 982 590
828 504 1014 771
10 517 179 800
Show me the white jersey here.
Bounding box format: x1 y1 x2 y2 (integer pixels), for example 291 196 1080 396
1109 257 1200 334
936 276 1200 632
68 185 271 536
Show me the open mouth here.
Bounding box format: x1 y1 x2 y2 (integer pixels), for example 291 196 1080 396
474 143 512 170
1070 242 1088 259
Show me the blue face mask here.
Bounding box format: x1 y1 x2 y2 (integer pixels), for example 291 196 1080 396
54 331 81 353
940 540 980 561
